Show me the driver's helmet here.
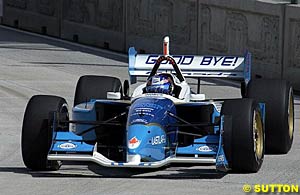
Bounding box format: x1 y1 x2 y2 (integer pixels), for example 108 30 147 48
144 73 174 95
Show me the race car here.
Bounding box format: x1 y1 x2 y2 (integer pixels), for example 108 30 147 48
21 37 295 173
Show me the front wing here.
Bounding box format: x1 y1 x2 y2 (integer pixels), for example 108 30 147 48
48 115 229 171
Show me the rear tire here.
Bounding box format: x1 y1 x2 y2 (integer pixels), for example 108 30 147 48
222 98 264 172
22 95 68 170
73 75 125 160
246 79 294 154
74 75 122 106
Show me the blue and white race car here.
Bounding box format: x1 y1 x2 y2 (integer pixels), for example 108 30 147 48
21 37 295 173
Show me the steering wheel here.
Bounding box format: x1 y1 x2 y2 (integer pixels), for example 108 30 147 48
148 56 185 82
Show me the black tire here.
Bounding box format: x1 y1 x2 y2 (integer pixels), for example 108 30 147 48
222 98 264 172
246 79 294 154
22 95 68 170
74 75 122 106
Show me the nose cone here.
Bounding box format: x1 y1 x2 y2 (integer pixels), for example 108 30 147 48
127 124 167 161
126 97 177 161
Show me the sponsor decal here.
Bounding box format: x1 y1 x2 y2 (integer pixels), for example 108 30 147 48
58 142 77 149
130 107 154 118
200 56 238 66
151 135 166 146
136 103 163 110
217 155 225 162
197 145 217 152
144 71 240 77
131 118 148 124
128 136 141 149
145 93 163 97
145 55 240 67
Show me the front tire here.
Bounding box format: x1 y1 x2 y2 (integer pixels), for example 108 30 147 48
222 98 264 172
22 95 68 170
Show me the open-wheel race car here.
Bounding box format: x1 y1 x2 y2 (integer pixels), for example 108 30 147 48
21 37 295 173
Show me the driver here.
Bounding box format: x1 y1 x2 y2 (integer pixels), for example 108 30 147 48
144 74 174 95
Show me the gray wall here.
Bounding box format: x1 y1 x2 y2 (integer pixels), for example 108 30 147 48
0 0 3 17
2 0 300 90
199 0 283 80
2 0 61 37
284 4 300 91
61 0 125 52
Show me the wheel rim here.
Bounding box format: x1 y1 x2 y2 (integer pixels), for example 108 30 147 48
288 88 294 140
253 110 263 160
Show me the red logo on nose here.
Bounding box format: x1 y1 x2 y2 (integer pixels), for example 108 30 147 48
129 137 139 144
128 136 141 149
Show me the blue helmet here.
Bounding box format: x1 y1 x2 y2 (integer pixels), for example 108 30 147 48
144 74 174 95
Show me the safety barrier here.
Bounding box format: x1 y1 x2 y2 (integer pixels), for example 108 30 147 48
2 0 299 90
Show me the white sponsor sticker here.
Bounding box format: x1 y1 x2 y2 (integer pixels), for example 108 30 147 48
58 143 77 149
151 135 166 146
197 145 217 152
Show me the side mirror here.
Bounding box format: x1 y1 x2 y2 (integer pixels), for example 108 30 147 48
190 94 205 101
241 81 246 98
107 92 121 100
123 80 130 99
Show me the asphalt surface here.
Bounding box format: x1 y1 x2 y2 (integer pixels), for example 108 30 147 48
0 25 299 195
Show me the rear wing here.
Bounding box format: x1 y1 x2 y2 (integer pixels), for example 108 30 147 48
128 47 251 84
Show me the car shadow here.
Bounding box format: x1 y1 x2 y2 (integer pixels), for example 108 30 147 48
0 163 227 179
87 163 227 179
